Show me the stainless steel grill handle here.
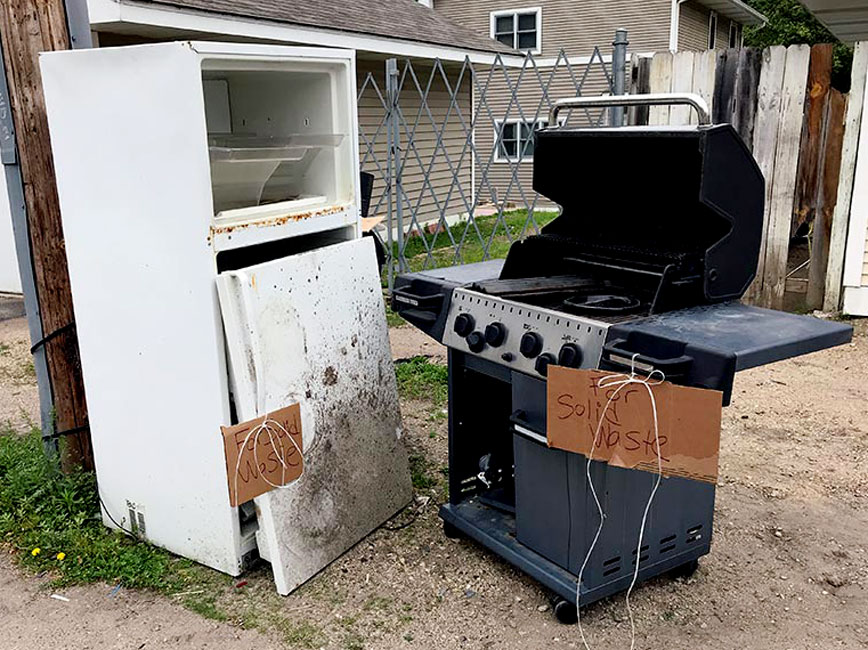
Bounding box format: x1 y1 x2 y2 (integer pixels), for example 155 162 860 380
548 93 711 126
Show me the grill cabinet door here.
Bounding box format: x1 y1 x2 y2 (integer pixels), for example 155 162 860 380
217 237 411 594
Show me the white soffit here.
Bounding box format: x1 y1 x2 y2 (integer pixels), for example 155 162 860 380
697 0 768 25
801 0 868 42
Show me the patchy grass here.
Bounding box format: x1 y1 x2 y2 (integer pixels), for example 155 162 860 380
396 208 558 273
384 303 406 328
0 428 185 591
408 454 437 491
0 428 332 646
394 356 448 405
282 619 327 649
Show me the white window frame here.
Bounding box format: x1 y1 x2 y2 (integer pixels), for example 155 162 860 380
728 22 743 49
490 7 542 55
494 118 547 163
708 11 718 49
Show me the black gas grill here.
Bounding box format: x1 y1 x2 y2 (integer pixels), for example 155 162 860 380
392 94 852 621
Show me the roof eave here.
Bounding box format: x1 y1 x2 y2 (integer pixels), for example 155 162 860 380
697 0 768 26
91 0 522 62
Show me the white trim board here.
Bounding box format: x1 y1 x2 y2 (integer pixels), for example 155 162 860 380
843 285 868 316
88 0 526 66
843 56 868 289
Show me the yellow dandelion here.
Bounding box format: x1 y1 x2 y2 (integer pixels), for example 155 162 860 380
31 547 41 556
56 552 66 561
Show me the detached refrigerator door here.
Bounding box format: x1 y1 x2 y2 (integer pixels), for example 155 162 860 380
217 237 411 594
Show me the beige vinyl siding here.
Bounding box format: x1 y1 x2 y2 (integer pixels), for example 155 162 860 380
679 1 711 51
435 0 672 58
357 57 472 225
471 62 613 210
678 1 739 51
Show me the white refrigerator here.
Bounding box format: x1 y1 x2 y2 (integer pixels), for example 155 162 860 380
40 41 411 594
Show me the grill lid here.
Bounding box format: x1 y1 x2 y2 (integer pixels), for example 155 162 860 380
500 122 764 311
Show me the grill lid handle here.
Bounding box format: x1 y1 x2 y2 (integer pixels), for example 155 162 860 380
548 93 711 126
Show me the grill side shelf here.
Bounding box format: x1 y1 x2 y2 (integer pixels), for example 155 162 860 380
604 302 852 402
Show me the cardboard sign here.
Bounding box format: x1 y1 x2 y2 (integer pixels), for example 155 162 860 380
221 404 303 507
546 367 722 484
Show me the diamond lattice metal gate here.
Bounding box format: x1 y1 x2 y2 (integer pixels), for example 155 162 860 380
357 35 626 289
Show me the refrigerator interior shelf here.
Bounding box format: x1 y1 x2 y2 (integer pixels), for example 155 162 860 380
214 194 331 224
208 134 345 163
209 134 346 215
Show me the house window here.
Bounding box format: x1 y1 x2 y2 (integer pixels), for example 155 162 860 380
490 8 541 53
708 11 718 49
729 22 743 48
495 119 547 162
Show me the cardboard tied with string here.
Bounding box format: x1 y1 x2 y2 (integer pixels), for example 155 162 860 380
546 367 722 484
221 403 303 506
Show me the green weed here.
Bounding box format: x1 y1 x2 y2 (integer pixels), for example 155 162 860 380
0 429 185 590
385 304 406 328
394 357 448 405
408 454 438 491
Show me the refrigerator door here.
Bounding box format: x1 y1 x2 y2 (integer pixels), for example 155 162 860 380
217 237 411 594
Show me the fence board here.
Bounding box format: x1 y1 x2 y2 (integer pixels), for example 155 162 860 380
713 49 738 124
628 53 651 125
794 44 834 234
648 52 673 125
670 51 696 125
808 89 847 309
825 41 868 311
690 49 717 125
732 48 762 144
746 45 787 304
761 44 811 310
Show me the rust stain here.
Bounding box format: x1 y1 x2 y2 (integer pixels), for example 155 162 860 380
209 205 347 239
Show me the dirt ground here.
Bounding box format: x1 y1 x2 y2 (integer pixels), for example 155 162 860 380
1 295 866 649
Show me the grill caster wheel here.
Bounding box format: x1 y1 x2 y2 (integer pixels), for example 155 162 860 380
552 598 578 625
669 559 699 579
443 521 464 539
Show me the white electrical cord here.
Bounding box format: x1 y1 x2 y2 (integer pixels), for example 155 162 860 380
576 354 666 650
232 411 304 506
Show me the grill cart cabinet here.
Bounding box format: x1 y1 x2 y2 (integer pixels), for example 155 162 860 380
40 42 411 594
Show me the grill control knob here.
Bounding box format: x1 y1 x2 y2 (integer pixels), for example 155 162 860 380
466 331 486 353
520 332 543 358
558 343 583 368
453 313 475 338
484 322 507 347
535 353 556 377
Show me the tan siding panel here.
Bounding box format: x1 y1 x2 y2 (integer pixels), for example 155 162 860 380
471 63 611 209
678 2 737 51
679 1 710 51
436 0 672 58
357 59 472 224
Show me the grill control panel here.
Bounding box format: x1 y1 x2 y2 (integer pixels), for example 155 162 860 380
442 288 610 377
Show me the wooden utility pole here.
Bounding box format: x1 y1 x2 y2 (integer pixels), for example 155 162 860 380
0 0 92 470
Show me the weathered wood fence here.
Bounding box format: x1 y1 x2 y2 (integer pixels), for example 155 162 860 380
631 43 867 312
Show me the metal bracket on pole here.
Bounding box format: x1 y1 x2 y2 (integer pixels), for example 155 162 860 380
610 28 629 127
63 0 93 49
